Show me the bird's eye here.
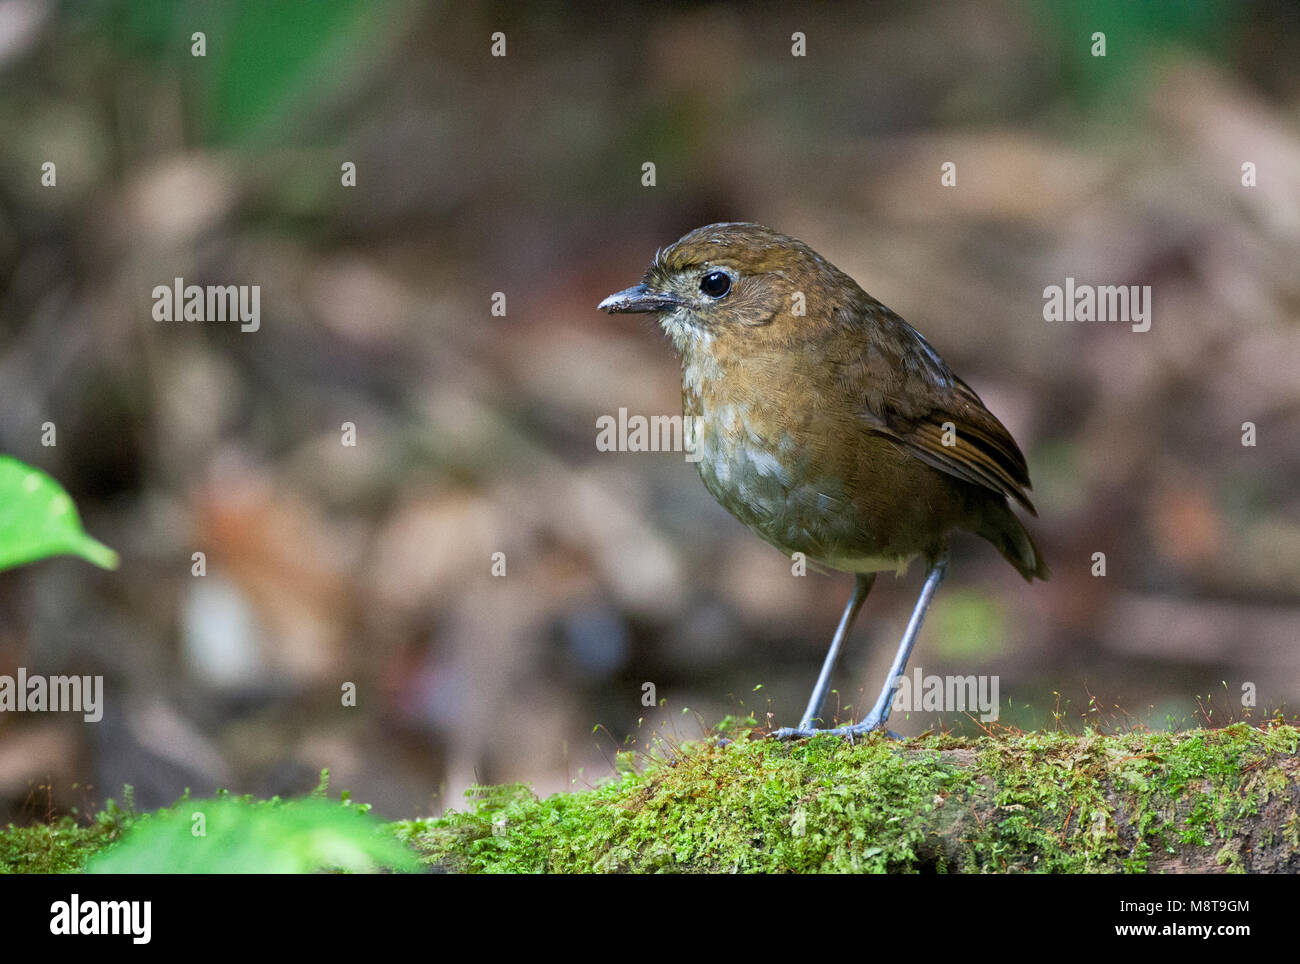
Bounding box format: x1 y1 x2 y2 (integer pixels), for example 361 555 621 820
699 270 731 299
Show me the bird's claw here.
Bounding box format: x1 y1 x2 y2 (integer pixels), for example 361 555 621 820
770 726 817 741
769 718 902 741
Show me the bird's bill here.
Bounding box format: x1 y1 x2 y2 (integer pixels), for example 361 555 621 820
597 284 680 314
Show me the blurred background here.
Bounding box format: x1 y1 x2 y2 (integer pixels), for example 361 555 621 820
1 0 1298 822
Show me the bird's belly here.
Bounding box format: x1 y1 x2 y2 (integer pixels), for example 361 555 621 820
689 406 915 573
815 549 917 576
692 419 794 530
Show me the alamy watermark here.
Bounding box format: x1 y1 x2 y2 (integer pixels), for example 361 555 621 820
152 277 260 332
0 669 102 722
1043 277 1151 333
596 408 702 461
50 894 150 943
891 668 1000 722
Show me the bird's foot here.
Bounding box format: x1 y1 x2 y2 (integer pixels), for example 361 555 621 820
770 725 821 740
770 717 902 741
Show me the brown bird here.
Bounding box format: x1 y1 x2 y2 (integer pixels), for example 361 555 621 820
599 222 1047 737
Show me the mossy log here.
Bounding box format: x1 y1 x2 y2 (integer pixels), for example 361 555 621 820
403 722 1300 873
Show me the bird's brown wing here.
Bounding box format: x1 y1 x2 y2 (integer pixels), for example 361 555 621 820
850 307 1038 516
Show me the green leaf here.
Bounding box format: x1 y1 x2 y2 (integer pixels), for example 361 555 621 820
87 797 419 874
0 456 119 571
201 0 395 147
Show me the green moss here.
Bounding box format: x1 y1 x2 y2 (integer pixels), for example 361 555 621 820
5 724 1297 873
400 725 974 873
401 720 1300 873
964 722 1298 872
0 770 405 874
0 797 135 874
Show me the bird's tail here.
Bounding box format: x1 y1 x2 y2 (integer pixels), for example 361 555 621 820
976 500 1049 582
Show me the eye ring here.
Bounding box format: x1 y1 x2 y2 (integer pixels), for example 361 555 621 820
699 270 731 299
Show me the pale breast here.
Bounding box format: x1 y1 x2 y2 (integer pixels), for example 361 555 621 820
691 400 792 522
687 391 915 574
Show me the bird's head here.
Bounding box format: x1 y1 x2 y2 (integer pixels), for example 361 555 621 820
598 222 864 358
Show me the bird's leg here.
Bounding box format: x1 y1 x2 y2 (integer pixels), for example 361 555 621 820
771 573 874 740
836 552 949 737
798 573 875 729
